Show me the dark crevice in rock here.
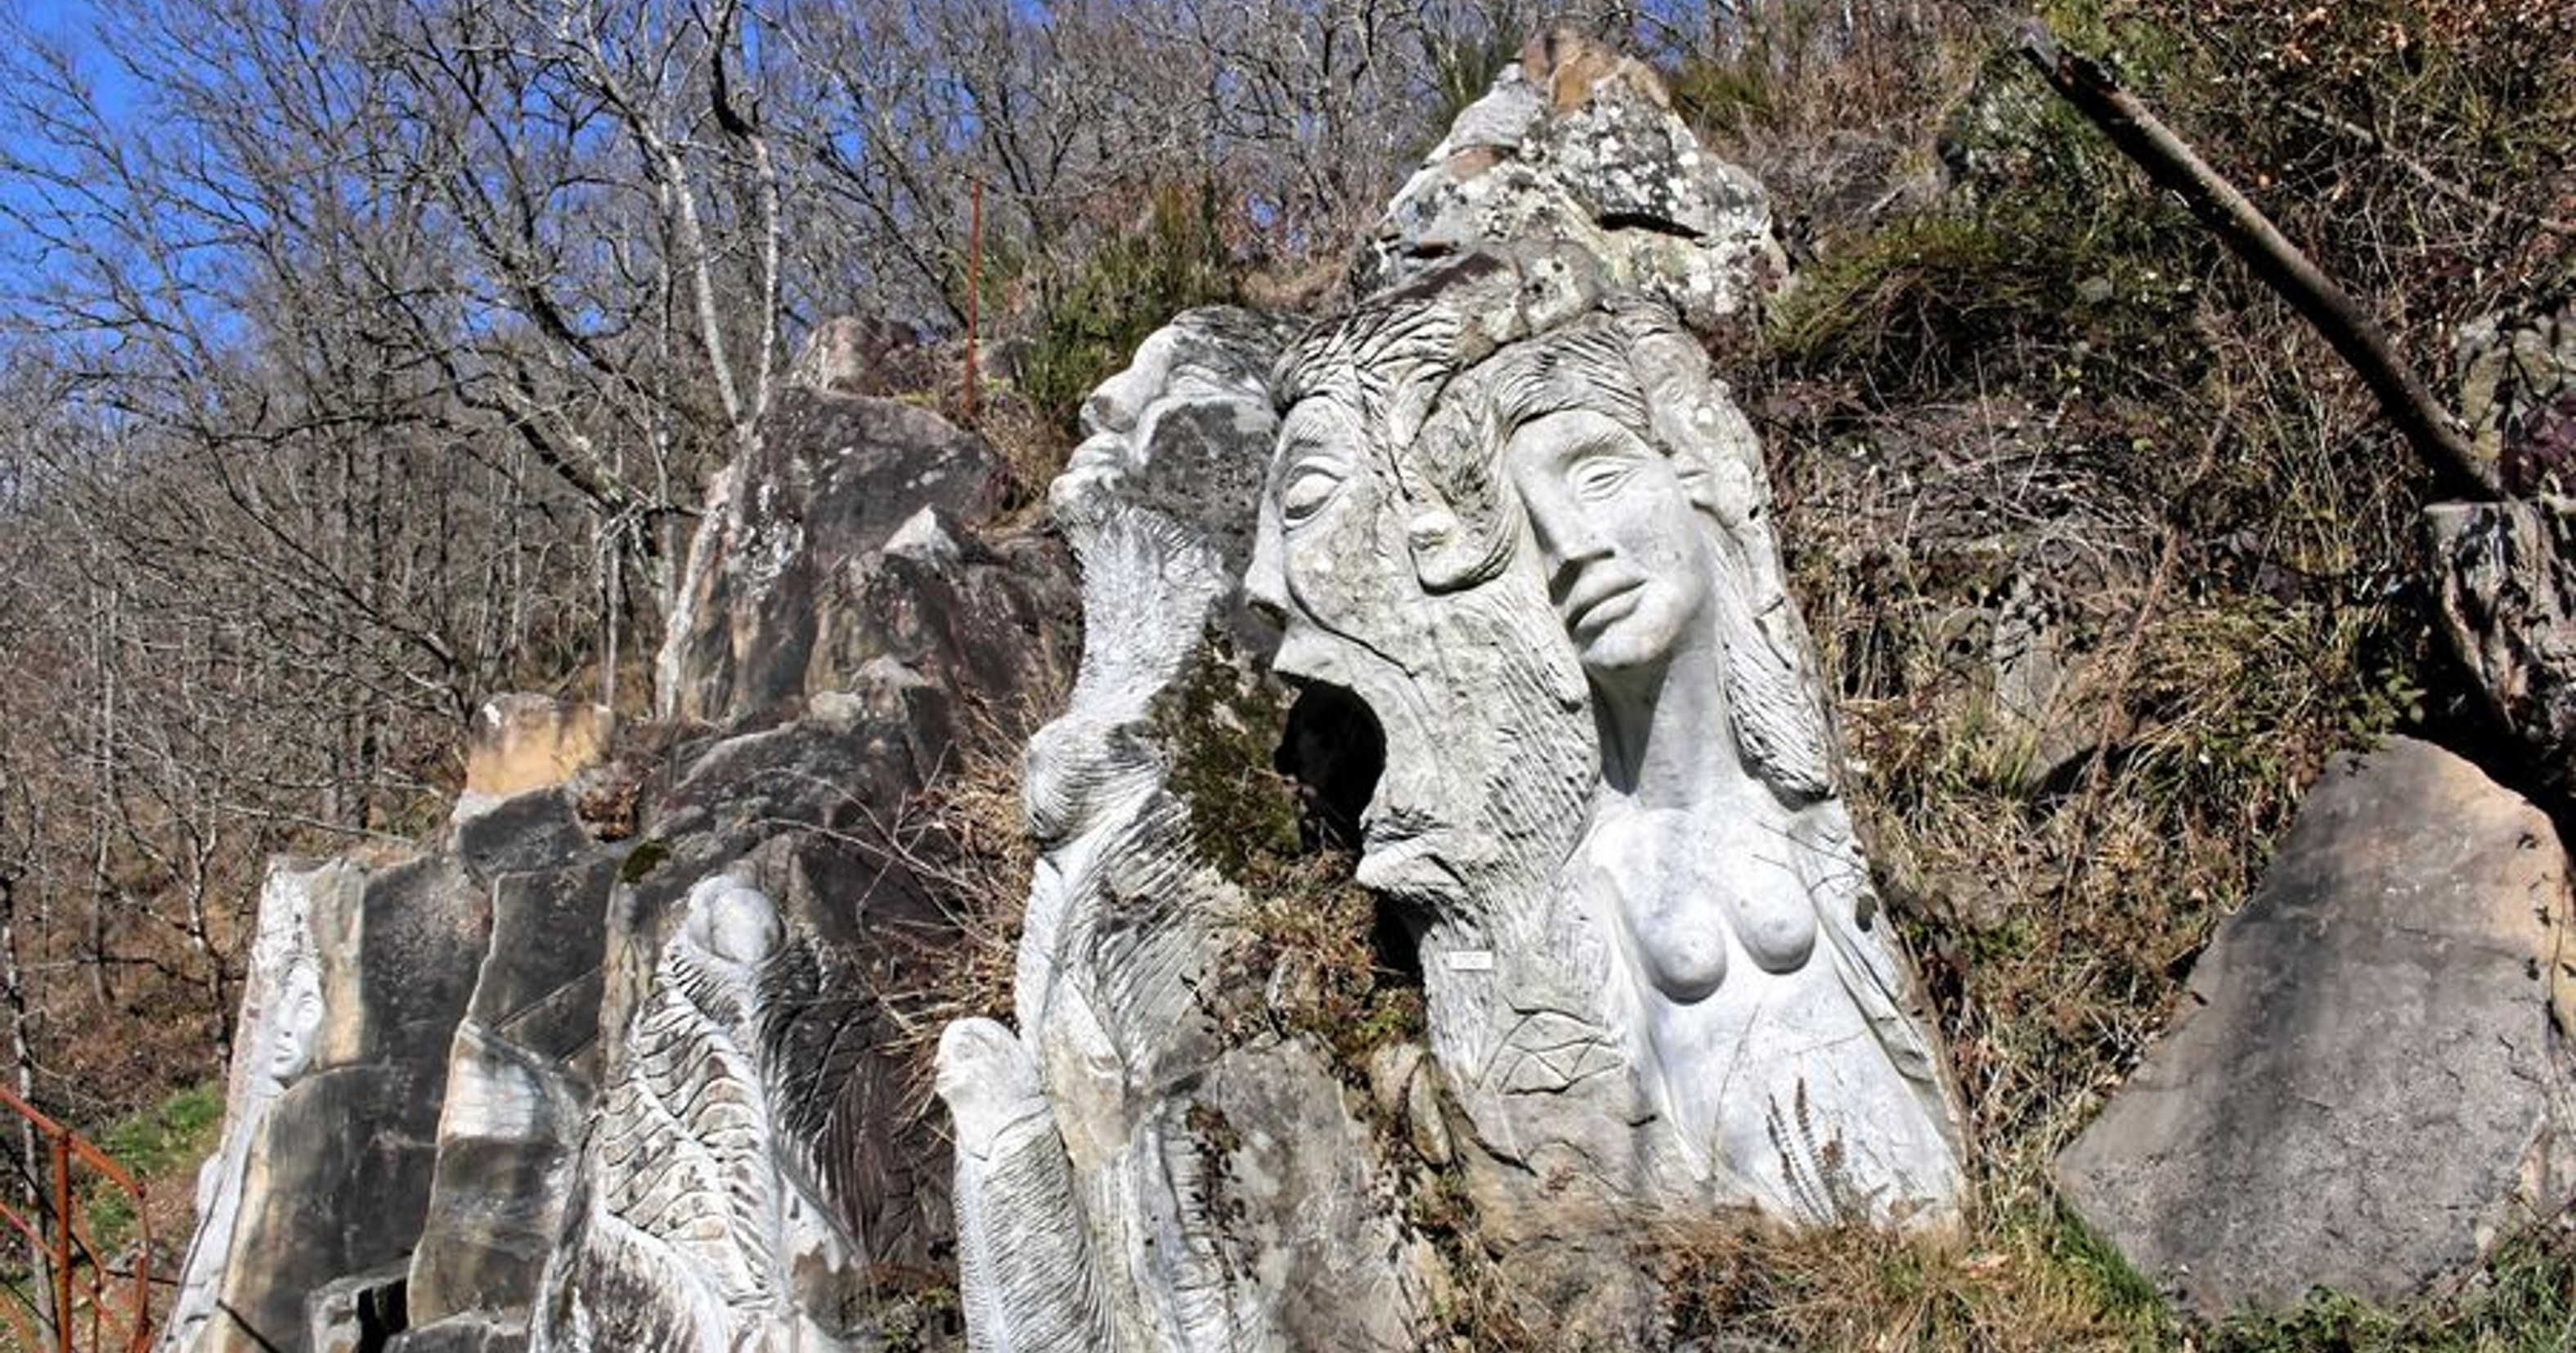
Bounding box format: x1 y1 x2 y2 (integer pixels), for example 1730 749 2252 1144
1276 682 1384 856
1370 894 1428 993
1593 210 1703 240
1274 681 1422 990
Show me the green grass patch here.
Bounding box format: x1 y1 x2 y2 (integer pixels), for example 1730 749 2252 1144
2203 1225 2576 1353
1020 181 1244 434
79 1081 222 1256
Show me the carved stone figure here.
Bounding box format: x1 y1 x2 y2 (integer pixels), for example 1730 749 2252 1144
530 874 864 1353
936 39 1964 1352
1253 243 1966 1225
163 850 488 1353
937 308 1434 1353
162 863 339 1353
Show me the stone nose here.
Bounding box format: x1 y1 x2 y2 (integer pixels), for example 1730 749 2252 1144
1244 509 1292 632
1520 478 1610 582
1243 512 1326 683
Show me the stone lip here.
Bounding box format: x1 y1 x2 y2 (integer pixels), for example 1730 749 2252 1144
2057 735 2576 1315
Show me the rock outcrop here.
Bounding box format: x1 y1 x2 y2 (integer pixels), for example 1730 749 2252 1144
460 697 612 807
529 876 863 1353
1367 29 1787 334
405 791 620 1337
656 384 1034 729
167 837 509 1353
2455 298 2574 497
1267 244 1963 1233
162 27 2576 1353
2427 497 2576 792
166 354 1077 1352
2057 735 2576 1313
937 32 1963 1353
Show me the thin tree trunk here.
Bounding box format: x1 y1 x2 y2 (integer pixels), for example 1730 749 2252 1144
87 575 116 1005
2016 20 2496 501
0 867 55 1349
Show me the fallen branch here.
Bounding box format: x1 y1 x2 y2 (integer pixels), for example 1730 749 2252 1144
2016 20 2497 501
2282 101 2576 240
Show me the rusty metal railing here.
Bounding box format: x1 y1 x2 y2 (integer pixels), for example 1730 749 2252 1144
0 1085 150 1353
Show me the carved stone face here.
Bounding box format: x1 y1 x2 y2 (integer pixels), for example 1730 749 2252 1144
1502 407 1714 677
1251 393 1500 902
1254 248 1965 1226
268 956 325 1081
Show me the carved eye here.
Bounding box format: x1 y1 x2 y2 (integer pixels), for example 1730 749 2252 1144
1280 461 1347 523
1568 454 1638 502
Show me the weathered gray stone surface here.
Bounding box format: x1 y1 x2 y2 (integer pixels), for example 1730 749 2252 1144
788 312 939 398
165 850 487 1353
1263 242 1963 1229
2427 497 2576 789
2058 735 2576 1313
2455 300 2574 495
307 1263 407 1353
175 316 1078 1351
1367 30 1786 334
407 793 617 1331
655 386 1023 728
529 381 1076 1348
1058 307 1304 592
1187 1041 1430 1352
172 786 643 1353
386 1319 519 1353
938 304 1441 1353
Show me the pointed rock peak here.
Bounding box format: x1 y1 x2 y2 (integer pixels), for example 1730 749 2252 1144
1364 29 1787 333
1521 27 1672 112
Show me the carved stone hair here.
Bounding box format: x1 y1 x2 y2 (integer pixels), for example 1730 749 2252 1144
1277 245 1760 594
1277 241 1827 801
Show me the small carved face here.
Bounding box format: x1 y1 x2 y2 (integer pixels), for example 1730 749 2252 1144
1504 408 1714 676
1250 398 1384 691
1249 395 1444 884
269 954 324 1080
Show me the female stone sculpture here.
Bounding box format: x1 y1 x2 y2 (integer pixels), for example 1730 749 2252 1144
1254 245 1965 1225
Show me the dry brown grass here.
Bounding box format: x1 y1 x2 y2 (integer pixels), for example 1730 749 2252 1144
1608 0 2574 1344
933 380 1075 518
874 694 1056 1114
1654 1204 2172 1351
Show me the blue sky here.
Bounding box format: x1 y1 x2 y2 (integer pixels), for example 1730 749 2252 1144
11 0 132 116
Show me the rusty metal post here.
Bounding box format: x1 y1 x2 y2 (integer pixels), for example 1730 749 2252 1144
129 1186 151 1353
964 179 982 425
50 1136 71 1353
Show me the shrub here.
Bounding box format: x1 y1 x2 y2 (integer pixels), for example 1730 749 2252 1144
1016 181 1245 434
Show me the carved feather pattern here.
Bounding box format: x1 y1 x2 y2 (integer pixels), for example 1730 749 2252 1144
532 879 858 1353
943 498 1256 1353
943 311 1289 1353
942 1019 1115 1353
599 938 778 1313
